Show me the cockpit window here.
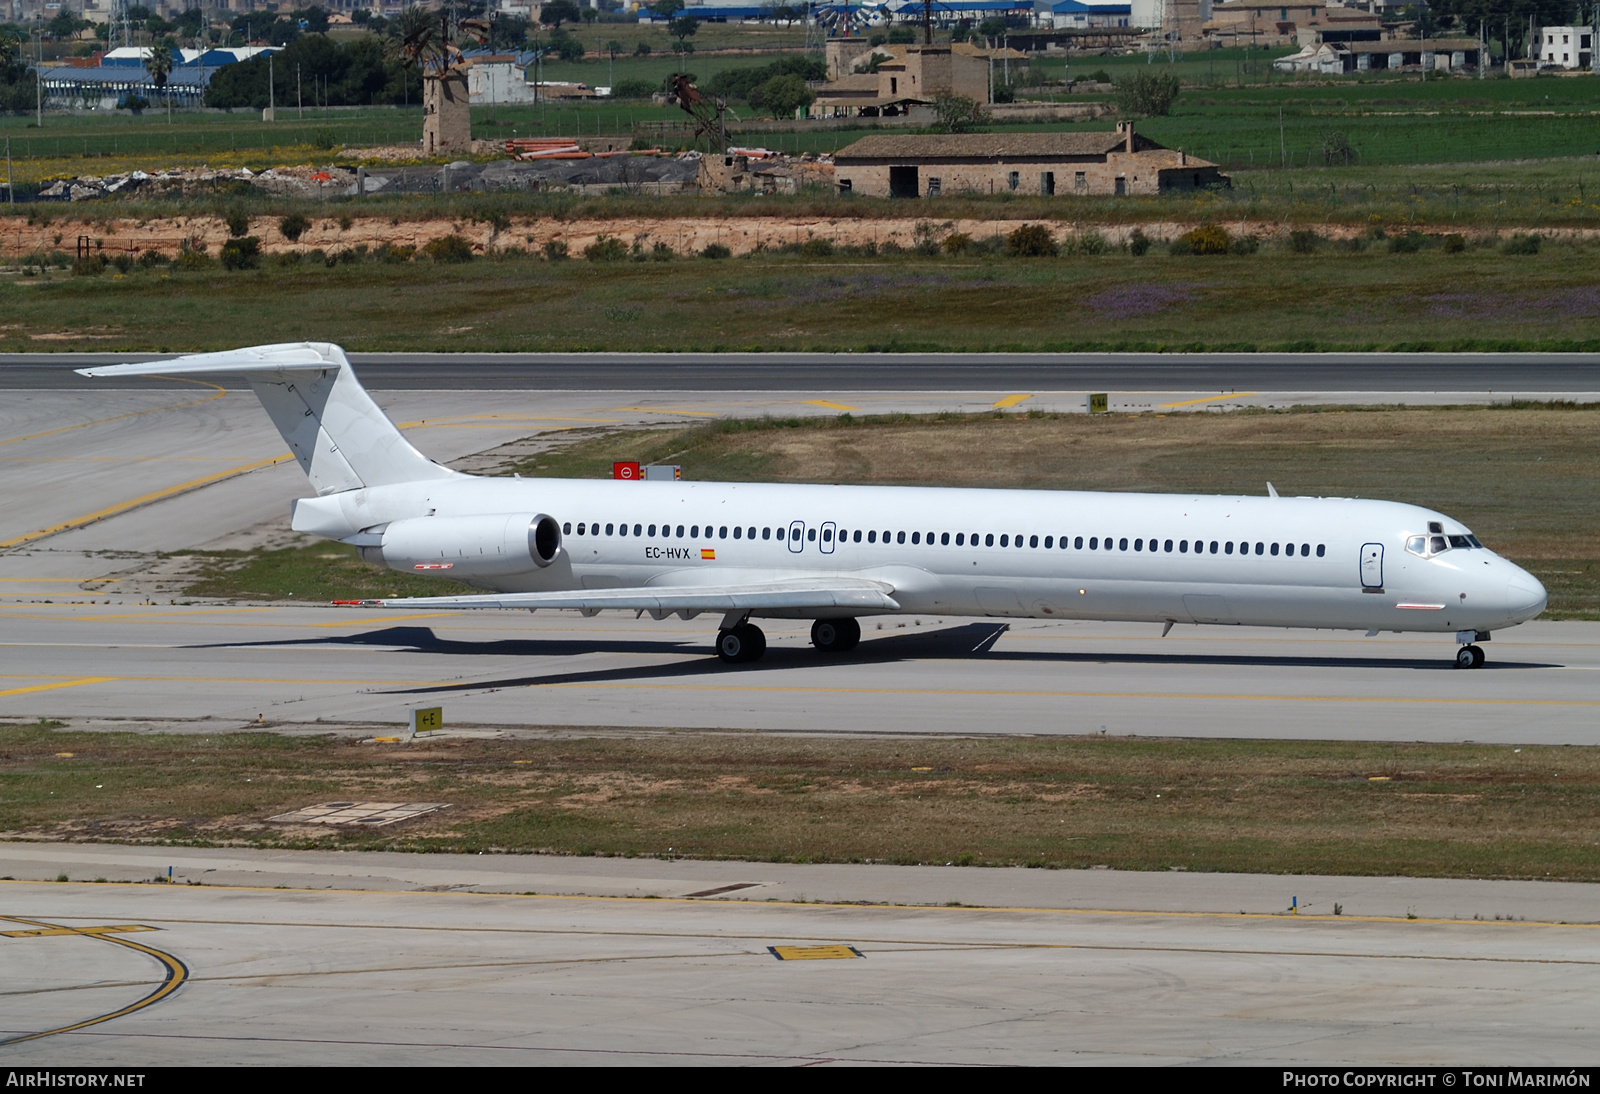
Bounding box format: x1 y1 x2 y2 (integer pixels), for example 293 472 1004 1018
1408 531 1482 558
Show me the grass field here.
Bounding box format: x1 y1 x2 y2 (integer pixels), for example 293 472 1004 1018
4 723 1596 881
185 406 1598 619
8 243 1600 353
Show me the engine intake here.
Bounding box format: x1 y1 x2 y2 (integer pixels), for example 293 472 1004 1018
359 513 561 578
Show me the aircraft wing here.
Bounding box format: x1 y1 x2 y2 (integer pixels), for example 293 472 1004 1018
375 578 900 615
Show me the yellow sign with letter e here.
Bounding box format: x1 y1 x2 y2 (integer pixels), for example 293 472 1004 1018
409 706 443 737
768 944 862 961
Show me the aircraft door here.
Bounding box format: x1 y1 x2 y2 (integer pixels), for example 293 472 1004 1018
1360 543 1384 589
787 521 805 553
819 521 837 555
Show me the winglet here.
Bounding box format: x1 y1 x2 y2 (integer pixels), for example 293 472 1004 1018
1266 482 1279 498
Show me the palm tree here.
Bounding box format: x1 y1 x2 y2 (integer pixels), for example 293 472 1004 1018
145 43 173 122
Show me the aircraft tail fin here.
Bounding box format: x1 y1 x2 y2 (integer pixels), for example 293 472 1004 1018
77 342 455 495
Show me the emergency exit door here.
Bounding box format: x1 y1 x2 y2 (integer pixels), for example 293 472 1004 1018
1360 543 1384 589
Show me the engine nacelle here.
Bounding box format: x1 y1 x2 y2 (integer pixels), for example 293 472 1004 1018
359 513 561 578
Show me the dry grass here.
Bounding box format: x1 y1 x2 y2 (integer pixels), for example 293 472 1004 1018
512 405 1600 617
5 724 1598 880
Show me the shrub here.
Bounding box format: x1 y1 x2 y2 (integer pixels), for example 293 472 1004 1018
375 243 416 264
220 235 262 270
651 241 674 261
1005 224 1057 257
110 253 134 273
338 214 353 231
1088 69 1111 84
476 208 512 233
1128 228 1150 256
424 234 476 263
1388 231 1426 254
305 248 329 266
1114 68 1180 118
542 240 569 261
942 232 974 255
138 250 169 268
71 254 107 277
1502 233 1542 255
1066 229 1109 256
1288 230 1320 254
700 242 732 259
278 213 311 243
272 251 303 268
932 92 988 134
225 210 250 238
1172 224 1230 256
1229 234 1260 256
583 235 628 262
174 240 211 270
1442 233 1466 254
311 129 337 151
799 237 835 259
1321 130 1357 167
611 78 657 100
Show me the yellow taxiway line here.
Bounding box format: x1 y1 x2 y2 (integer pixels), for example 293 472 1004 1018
992 394 1033 409
0 914 189 1046
1159 392 1260 408
0 454 295 549
0 379 226 450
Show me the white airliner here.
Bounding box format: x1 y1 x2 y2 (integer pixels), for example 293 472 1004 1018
81 342 1548 669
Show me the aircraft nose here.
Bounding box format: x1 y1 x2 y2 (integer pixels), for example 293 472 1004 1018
1505 569 1548 620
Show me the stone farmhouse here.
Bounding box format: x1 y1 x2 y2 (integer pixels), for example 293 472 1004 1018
832 124 1228 198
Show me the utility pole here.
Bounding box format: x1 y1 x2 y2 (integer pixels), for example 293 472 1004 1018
267 50 275 120
35 31 42 129
297 63 302 119
5 136 12 206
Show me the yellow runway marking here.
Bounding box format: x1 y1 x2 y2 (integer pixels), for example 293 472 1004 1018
805 401 858 412
770 944 862 960
992 394 1033 409
0 378 226 449
615 406 721 417
0 915 188 1046
1 923 156 939
1159 392 1260 408
0 578 119 583
0 677 116 699
0 453 296 549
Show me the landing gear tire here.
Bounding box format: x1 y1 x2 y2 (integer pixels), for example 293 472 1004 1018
810 617 861 653
1455 644 1486 669
716 623 766 664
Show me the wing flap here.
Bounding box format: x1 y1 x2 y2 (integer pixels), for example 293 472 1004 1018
377 578 900 613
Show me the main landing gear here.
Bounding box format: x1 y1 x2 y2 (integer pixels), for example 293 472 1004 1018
810 618 861 653
716 622 767 664
714 617 864 664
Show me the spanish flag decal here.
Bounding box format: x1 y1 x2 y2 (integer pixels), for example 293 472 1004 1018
701 548 716 560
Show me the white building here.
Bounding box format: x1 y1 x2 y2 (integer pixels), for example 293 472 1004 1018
469 60 539 104
1536 26 1595 69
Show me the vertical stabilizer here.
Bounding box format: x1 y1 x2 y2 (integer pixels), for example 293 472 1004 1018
76 342 456 494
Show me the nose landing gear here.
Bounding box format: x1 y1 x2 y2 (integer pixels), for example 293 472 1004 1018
1455 644 1486 669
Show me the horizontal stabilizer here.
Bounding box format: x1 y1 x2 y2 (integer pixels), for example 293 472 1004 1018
378 578 900 614
77 342 453 495
75 342 342 378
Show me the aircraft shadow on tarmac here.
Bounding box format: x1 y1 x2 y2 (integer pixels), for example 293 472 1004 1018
192 623 1554 696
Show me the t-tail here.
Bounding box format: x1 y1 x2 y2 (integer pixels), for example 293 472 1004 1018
76 342 454 494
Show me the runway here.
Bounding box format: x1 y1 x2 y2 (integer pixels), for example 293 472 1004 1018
3 855 1599 1065
5 350 1600 391
1 606 1597 743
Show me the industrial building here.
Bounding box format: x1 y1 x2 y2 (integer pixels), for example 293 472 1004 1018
832 123 1227 197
